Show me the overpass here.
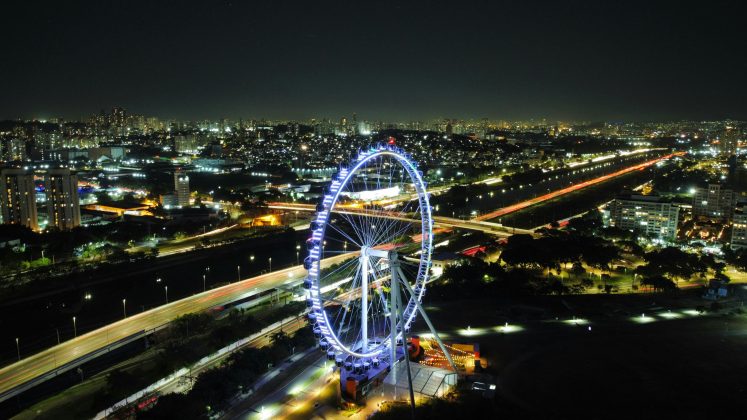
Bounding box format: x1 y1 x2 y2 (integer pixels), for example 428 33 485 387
267 203 533 237
0 253 357 403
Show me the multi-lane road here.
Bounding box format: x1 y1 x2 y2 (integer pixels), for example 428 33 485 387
0 253 356 402
474 152 683 221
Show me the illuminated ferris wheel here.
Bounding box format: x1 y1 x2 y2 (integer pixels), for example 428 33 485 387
303 144 434 371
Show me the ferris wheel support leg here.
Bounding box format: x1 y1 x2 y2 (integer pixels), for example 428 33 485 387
361 255 369 353
394 268 417 416
396 266 458 372
389 262 399 396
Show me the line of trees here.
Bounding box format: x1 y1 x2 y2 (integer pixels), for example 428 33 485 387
137 328 315 418
100 302 307 417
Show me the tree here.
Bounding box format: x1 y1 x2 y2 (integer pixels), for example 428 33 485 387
637 247 700 282
641 275 677 292
582 244 619 274
571 261 586 278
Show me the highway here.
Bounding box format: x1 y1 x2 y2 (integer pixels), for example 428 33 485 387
0 253 356 402
268 152 681 237
473 152 683 221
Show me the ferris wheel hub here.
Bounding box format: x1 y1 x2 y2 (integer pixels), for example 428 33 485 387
360 246 388 259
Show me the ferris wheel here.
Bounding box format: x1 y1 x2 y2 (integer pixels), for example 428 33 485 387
303 144 434 371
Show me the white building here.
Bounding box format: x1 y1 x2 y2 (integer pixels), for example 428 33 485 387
174 171 190 207
692 184 736 222
609 193 680 240
732 203 747 251
45 168 81 230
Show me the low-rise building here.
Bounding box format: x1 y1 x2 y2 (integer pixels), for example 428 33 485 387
609 193 680 240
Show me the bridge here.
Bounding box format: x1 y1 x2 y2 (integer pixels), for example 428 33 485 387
267 203 533 236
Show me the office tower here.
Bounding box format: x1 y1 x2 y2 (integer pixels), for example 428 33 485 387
45 169 81 230
174 170 190 207
609 193 680 240
0 169 39 230
692 183 736 222
732 203 747 251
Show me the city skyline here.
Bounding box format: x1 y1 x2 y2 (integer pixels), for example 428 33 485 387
2 2 747 419
2 1 746 122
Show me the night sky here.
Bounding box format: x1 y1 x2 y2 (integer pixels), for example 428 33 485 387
2 1 746 121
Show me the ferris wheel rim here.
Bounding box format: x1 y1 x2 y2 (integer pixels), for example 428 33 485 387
305 145 433 360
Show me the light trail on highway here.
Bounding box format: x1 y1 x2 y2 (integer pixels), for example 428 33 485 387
473 152 683 222
0 253 357 401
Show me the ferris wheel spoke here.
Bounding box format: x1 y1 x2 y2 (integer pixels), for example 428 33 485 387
324 220 361 248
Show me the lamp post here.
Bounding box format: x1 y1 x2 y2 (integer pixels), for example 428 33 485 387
237 265 241 282
15 338 20 361
164 286 169 304
122 299 127 318
268 257 272 272
296 244 301 264
73 316 77 338
203 274 206 292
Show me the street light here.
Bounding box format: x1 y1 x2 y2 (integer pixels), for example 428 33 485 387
73 316 77 338
15 338 20 361
122 299 127 318
268 257 272 272
203 274 206 292
237 265 241 282
296 244 301 264
164 286 169 304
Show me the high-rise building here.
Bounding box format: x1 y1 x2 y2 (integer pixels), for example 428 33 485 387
720 126 739 156
609 193 680 240
45 169 81 230
0 169 39 231
174 134 199 154
732 203 747 251
110 107 127 128
174 171 190 207
1 138 27 161
692 183 736 222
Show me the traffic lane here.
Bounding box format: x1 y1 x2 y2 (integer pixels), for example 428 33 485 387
0 253 355 396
